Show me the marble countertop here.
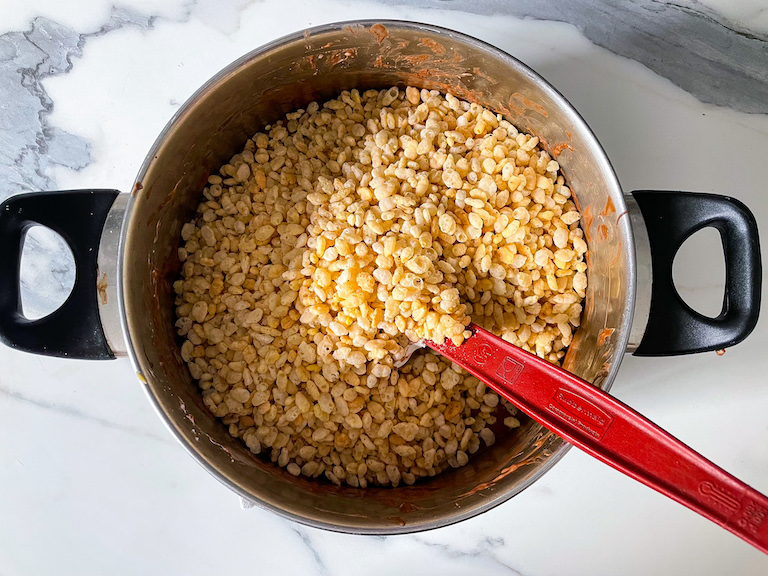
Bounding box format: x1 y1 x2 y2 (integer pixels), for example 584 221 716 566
2 1 768 574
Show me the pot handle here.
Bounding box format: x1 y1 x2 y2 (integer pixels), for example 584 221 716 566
0 190 120 359
631 191 761 356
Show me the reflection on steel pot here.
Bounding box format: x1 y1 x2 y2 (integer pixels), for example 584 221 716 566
0 21 761 534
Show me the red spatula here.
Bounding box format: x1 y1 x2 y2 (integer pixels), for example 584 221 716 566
416 323 768 554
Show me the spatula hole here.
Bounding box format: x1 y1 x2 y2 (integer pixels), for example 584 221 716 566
20 225 75 320
672 226 726 318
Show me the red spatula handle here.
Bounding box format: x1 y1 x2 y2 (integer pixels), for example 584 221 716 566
428 323 768 554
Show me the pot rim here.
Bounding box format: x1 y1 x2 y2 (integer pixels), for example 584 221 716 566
116 19 635 533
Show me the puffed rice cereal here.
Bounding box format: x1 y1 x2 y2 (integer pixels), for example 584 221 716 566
173 86 587 487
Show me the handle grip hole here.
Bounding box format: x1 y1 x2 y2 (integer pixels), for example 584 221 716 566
20 225 75 320
671 226 726 319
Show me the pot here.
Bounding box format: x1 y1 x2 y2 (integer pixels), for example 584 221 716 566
0 20 761 534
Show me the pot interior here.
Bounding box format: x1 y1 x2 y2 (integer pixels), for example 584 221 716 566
121 21 633 532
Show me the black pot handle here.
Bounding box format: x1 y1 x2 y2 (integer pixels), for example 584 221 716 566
632 191 761 356
0 190 119 359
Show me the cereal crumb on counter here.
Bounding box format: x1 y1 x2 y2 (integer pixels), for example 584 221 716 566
173 86 587 487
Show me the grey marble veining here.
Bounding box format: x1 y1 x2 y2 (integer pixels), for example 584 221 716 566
0 7 155 200
0 18 89 199
290 527 330 576
413 535 524 574
0 382 173 443
387 0 768 114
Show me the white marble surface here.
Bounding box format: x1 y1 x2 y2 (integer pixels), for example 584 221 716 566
1 1 768 574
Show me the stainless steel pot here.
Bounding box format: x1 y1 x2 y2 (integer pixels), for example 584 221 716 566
0 20 761 534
